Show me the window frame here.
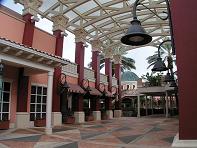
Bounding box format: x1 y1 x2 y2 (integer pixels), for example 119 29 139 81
0 80 12 121
30 83 47 121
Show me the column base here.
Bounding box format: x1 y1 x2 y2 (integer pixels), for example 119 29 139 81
74 111 85 123
172 133 197 147
16 112 30 128
52 112 62 126
114 110 122 118
45 128 52 135
106 110 113 119
93 111 101 121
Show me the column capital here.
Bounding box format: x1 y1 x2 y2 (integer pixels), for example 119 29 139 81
15 0 43 16
74 28 88 43
113 54 122 64
51 14 69 32
103 48 113 59
90 39 102 52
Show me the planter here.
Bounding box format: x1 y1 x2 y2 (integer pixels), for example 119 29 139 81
101 114 108 120
34 119 46 127
64 116 75 124
85 115 94 121
0 120 9 130
101 113 108 120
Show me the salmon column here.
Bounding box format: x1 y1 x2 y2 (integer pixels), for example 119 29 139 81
74 28 87 123
104 50 113 119
90 39 102 121
113 54 122 118
16 0 42 128
51 14 69 126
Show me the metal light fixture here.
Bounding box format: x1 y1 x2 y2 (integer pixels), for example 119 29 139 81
121 0 175 55
62 81 70 90
164 71 174 82
169 80 177 88
0 63 4 76
121 19 152 46
152 57 168 72
82 79 91 92
152 40 171 72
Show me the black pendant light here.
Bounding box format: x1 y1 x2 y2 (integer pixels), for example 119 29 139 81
164 71 174 82
152 57 168 72
121 19 152 46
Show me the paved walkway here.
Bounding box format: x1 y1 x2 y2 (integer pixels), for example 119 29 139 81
0 116 178 148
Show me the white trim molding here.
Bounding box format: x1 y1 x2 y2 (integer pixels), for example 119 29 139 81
172 133 197 147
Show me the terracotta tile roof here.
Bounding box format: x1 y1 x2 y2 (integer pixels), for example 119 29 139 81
0 37 70 64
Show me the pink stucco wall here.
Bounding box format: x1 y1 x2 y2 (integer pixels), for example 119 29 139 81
0 11 25 43
32 28 56 54
3 65 18 123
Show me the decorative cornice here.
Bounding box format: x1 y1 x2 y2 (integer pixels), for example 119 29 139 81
90 39 102 52
74 28 88 43
113 54 122 64
103 48 113 59
19 0 43 16
51 14 69 32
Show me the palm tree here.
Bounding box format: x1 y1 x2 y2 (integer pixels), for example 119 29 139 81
146 38 176 69
88 53 136 76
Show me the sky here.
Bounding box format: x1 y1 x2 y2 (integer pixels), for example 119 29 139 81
1 0 157 78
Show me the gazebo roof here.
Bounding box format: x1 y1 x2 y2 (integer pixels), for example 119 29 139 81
15 0 170 52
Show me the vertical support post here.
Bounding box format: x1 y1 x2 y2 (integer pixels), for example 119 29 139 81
137 95 140 117
114 63 121 110
45 71 53 135
145 96 148 116
52 30 64 126
51 15 68 124
165 91 169 118
151 96 154 115
73 28 87 123
91 39 102 120
105 58 113 119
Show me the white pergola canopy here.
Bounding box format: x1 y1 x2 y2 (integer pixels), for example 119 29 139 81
15 0 170 53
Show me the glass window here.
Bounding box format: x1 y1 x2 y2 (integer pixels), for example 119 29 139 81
30 85 47 121
0 81 11 120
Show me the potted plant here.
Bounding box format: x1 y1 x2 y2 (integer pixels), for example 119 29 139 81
85 109 94 121
63 109 75 124
34 117 46 127
0 119 9 130
101 110 108 120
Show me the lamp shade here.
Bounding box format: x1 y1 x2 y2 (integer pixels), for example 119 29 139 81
169 80 177 87
0 63 4 76
63 82 70 89
121 19 152 46
164 72 174 82
152 57 168 72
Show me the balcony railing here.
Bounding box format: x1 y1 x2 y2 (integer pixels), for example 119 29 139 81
112 77 118 86
100 73 108 84
84 67 95 82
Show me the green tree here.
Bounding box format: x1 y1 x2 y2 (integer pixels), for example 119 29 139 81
142 72 162 86
88 54 136 76
146 39 176 69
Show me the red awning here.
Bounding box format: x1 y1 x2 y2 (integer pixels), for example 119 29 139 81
68 83 85 94
89 87 102 96
105 90 114 97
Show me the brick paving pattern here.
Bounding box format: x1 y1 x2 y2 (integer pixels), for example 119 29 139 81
0 116 178 148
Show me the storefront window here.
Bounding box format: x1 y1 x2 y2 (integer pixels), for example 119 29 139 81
0 82 11 121
30 85 47 121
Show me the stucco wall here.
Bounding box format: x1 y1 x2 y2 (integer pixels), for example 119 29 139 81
32 28 56 54
0 10 24 43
